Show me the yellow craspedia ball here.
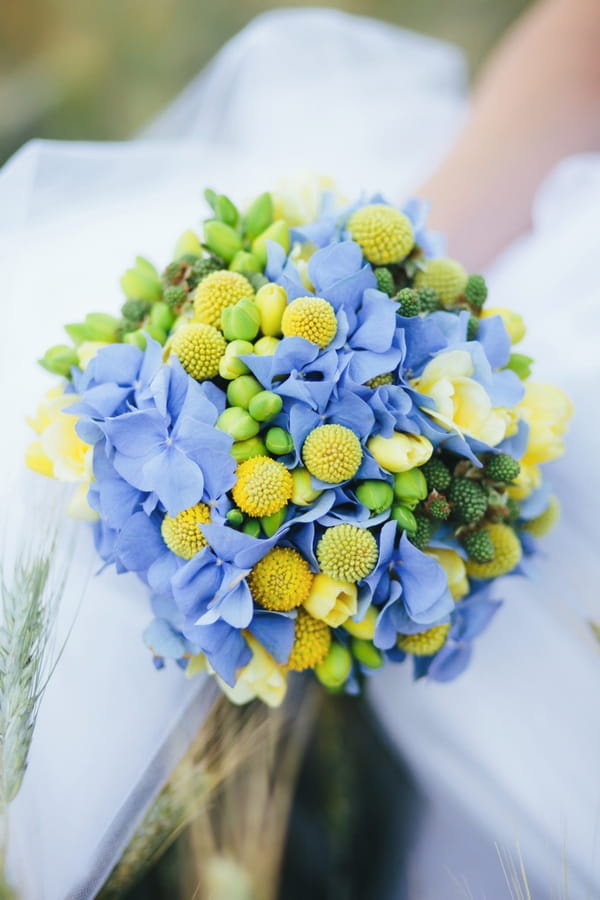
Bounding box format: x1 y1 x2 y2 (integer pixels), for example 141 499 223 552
521 496 560 538
248 547 314 612
466 523 522 579
171 323 227 381
280 296 338 348
286 608 332 671
232 456 293 517
193 271 255 328
398 624 451 656
316 524 379 583
414 258 468 308
347 204 414 265
302 424 362 484
161 503 211 559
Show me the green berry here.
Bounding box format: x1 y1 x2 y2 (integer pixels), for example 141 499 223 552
448 478 488 524
121 299 151 323
467 315 479 341
164 285 187 310
464 274 487 309
163 261 184 286
188 256 222 289
484 453 520 483
409 515 432 550
415 286 440 313
421 457 451 493
396 288 420 317
244 272 269 292
374 267 395 297
428 497 451 520
464 529 495 563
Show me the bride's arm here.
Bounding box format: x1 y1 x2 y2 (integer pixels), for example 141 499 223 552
420 0 600 269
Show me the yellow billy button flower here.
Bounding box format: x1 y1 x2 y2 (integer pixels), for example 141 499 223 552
367 432 433 473
521 496 560 538
232 456 293 517
281 296 337 349
304 573 358 628
414 258 468 308
302 424 362 484
347 204 414 265
316 524 378 583
160 503 211 559
480 307 526 344
424 548 469 601
509 383 572 500
465 523 522 579
248 547 314 612
412 350 508 446
218 634 287 708
193 271 254 329
398 624 451 656
286 609 332 671
170 323 226 381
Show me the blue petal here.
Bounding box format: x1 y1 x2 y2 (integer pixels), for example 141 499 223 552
143 618 187 659
396 533 454 624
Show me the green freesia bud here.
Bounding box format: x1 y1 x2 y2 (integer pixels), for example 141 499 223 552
243 520 261 537
315 643 353 690
149 301 175 334
226 508 244 528
251 220 290 268
226 375 263 409
145 323 167 345
39 344 79 377
120 257 162 303
221 298 261 342
393 468 428 509
203 220 243 263
291 468 322 506
355 480 394 513
343 606 378 640
225 339 255 358
123 330 148 350
173 230 202 260
254 283 287 336
253 336 280 356
66 313 119 345
229 250 262 274
216 407 260 441
505 353 533 380
248 390 282 423
213 193 239 228
351 639 383 669
260 507 287 537
204 187 217 210
231 436 266 462
243 192 273 241
390 505 417 533
219 353 251 380
265 427 294 456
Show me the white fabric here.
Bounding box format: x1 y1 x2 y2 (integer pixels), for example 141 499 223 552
1 7 599 898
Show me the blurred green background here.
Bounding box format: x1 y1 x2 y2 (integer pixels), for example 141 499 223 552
1 0 532 165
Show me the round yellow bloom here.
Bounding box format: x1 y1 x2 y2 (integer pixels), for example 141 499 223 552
232 456 293 517
302 424 362 483
466 523 522 579
281 296 337 348
480 307 526 344
171 323 226 381
412 350 509 446
348 204 414 265
193 271 254 328
304 573 358 627
248 547 314 612
367 432 433 473
521 496 560 538
398 624 451 656
425 548 469 600
316 524 379 583
414 258 467 308
161 503 211 559
218 634 287 707
286 608 332 671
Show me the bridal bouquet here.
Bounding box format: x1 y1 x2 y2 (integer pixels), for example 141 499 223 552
26 181 571 707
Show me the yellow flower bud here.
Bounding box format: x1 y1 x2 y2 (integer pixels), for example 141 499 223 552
367 432 433 473
424 548 469 600
315 643 353 689
342 605 378 640
255 283 287 336
291 467 322 506
216 634 287 708
304 573 358 627
252 220 290 268
481 307 526 344
253 336 280 356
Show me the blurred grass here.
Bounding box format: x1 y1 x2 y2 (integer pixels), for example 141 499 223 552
0 0 532 165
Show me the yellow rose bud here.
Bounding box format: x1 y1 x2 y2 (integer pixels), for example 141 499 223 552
367 432 433 473
304 573 358 627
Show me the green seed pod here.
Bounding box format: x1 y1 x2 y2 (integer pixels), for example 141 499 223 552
173 230 203 260
265 427 294 456
226 508 244 528
355 480 394 513
253 336 280 356
221 298 261 342
315 643 353 689
39 344 80 377
122 330 148 350
254 283 287 336
390 505 418 533
260 507 287 537
351 638 383 669
230 435 267 462
393 468 428 508
248 390 283 422
149 301 175 334
203 220 243 263
213 194 239 228
216 407 260 441
229 250 262 274
243 192 274 241
251 220 290 268
243 520 261 537
226 375 263 410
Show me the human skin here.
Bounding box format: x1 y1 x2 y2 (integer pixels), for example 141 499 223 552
419 0 600 270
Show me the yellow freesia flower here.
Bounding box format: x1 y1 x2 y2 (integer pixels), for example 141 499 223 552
304 573 358 627
425 548 469 600
272 172 341 228
367 432 433 473
216 634 287 708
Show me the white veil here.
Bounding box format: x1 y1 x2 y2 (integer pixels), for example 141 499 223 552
2 9 598 899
